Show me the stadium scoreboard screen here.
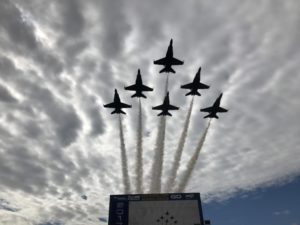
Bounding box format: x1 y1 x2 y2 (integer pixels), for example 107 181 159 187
108 193 206 225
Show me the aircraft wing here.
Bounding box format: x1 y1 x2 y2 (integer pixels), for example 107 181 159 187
154 57 167 65
152 104 164 110
197 83 210 89
200 107 214 112
218 107 228 112
171 57 184 65
168 104 179 110
103 102 116 108
120 102 132 108
181 83 194 89
124 84 136 91
142 85 153 91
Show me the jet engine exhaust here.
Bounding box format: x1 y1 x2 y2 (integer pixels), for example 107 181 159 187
118 115 131 194
135 99 144 193
165 97 194 192
149 75 169 193
176 120 211 192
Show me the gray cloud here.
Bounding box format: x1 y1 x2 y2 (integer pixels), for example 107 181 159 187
97 0 132 59
38 222 63 225
0 1 64 76
0 1 37 50
0 0 300 224
0 146 48 194
0 199 20 213
0 56 21 78
58 0 85 37
0 84 18 103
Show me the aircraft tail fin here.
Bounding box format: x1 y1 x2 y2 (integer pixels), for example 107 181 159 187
186 91 201 96
159 67 175 73
204 113 218 119
185 91 192 96
158 111 172 116
111 109 126 114
132 93 147 98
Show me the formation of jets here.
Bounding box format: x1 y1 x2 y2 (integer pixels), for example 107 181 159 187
103 39 228 119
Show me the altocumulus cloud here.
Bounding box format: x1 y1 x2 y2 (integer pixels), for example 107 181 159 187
0 0 300 224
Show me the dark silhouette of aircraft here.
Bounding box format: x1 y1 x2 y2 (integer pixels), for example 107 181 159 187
200 93 228 119
152 92 179 116
103 89 131 114
124 69 153 98
181 67 209 96
154 39 184 73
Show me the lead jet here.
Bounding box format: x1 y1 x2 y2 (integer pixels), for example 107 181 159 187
154 39 184 73
181 67 209 96
103 89 131 114
200 93 228 119
152 92 179 116
124 69 153 98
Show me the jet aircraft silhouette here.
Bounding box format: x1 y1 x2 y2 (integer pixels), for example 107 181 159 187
152 92 179 116
181 67 209 96
200 93 228 119
103 89 131 114
154 39 184 73
124 69 153 98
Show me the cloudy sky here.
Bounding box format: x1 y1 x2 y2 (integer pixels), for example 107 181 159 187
0 0 300 224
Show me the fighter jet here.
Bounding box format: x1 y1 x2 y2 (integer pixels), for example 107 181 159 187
124 69 153 98
181 67 209 96
153 39 184 73
103 89 131 114
152 92 179 116
200 93 228 119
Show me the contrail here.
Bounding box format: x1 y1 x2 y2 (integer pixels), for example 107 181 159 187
135 99 143 193
164 75 169 94
118 115 131 194
175 120 211 192
149 75 169 193
164 97 194 192
150 116 167 193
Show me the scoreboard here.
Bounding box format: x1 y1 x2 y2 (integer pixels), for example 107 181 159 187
108 193 206 225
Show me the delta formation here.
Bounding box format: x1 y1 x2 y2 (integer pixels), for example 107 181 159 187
103 39 228 119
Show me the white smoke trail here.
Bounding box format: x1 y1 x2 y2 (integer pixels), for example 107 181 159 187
175 120 211 192
118 115 131 194
149 75 169 193
165 75 169 94
135 99 143 193
164 97 194 192
150 116 167 193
